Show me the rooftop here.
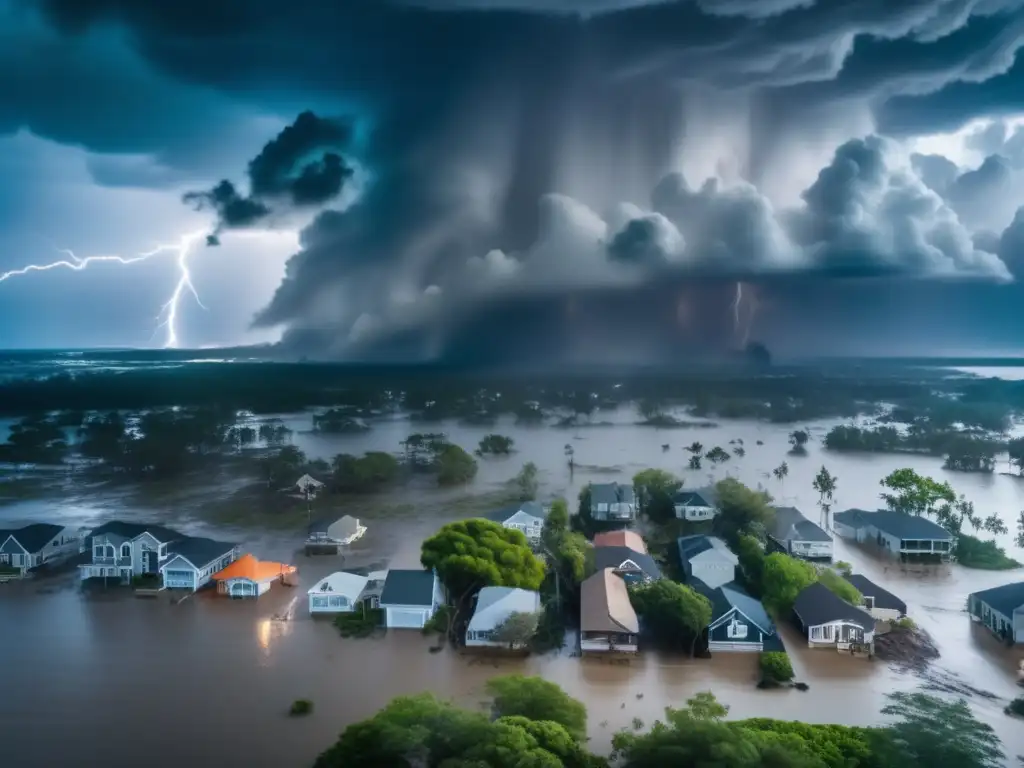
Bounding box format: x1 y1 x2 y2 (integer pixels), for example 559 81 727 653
482 501 546 524
212 554 295 583
592 545 662 581
2 523 66 553
843 574 906 614
379 569 436 606
88 521 183 545
307 571 370 598
581 568 639 634
793 582 874 629
593 530 647 553
467 587 541 631
677 534 738 564
771 506 831 543
970 580 1024 618
590 483 635 505
674 487 718 508
833 509 953 541
165 537 237 569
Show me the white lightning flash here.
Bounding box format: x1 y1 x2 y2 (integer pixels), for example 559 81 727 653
0 229 208 349
731 281 758 348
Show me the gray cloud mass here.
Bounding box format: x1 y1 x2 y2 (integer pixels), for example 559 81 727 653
7 0 1024 359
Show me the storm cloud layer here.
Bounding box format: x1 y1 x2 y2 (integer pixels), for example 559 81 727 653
8 0 1024 358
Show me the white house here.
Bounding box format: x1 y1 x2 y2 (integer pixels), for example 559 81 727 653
673 488 719 522
677 534 739 589
306 514 367 550
158 537 239 592
295 474 325 499
768 506 833 561
968 580 1024 645
832 509 953 563
589 483 636 521
580 568 639 653
212 554 297 598
843 574 907 621
465 587 542 648
80 521 184 584
793 582 875 654
378 569 445 629
483 502 546 544
308 571 370 614
0 523 84 577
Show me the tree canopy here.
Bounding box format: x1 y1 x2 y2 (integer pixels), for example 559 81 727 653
485 674 588 741
761 553 818 615
421 519 545 600
632 468 681 523
628 579 712 656
713 478 775 543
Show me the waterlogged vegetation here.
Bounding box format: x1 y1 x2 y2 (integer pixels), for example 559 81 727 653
313 675 1017 768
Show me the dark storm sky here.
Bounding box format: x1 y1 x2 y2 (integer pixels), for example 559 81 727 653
2 0 1024 358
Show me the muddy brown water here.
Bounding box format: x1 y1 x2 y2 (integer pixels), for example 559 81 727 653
3 413 1024 767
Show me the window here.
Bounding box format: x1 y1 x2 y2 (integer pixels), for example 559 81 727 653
863 596 875 610
120 543 131 559
329 596 348 608
727 620 748 639
311 596 329 608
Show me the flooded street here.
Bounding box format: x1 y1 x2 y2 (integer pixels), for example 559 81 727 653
3 413 1024 765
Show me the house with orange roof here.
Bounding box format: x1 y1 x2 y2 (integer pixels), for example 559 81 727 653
593 530 647 554
212 554 297 598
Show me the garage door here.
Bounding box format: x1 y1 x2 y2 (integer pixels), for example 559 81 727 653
388 608 426 628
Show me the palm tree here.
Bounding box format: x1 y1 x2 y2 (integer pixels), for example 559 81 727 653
812 466 837 531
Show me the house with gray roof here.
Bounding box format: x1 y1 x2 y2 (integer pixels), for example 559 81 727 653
465 587 542 648
378 569 444 629
0 523 84 578
768 506 833 562
843 574 907 621
592 545 661 585
833 509 953 562
481 501 546 545
673 487 719 522
690 577 782 653
793 582 875 654
159 537 240 592
968 580 1024 645
589 483 636 521
677 535 739 589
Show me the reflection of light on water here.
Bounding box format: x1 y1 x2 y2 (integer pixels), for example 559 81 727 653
256 596 299 655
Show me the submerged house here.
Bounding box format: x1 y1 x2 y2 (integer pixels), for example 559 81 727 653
306 514 367 553
592 544 661 586
482 502 547 545
294 474 325 499
80 521 185 584
768 506 833 561
793 582 875 654
842 574 907 621
673 487 719 522
307 571 370 615
159 537 240 592
580 568 639 654
378 569 444 629
832 509 952 562
968 580 1024 645
465 587 542 648
691 578 781 653
212 554 297 598
0 523 84 578
677 534 739 589
589 483 636 522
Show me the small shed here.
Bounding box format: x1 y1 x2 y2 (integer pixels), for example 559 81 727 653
295 474 326 498
212 554 297 598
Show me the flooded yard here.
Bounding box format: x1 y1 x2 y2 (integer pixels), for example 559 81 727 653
2 413 1024 765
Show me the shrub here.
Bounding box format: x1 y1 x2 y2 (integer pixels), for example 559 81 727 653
760 652 794 684
423 605 453 636
834 561 853 576
1005 696 1024 717
290 699 313 716
334 609 383 638
890 616 917 631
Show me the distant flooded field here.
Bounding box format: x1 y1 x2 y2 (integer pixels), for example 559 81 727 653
2 410 1024 766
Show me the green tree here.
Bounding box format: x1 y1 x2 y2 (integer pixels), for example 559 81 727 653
688 454 702 470
258 419 292 447
812 466 838 530
705 446 731 464
686 441 704 456
734 534 766 593
76 412 129 463
713 478 774 543
881 691 1005 768
879 469 955 518
818 568 861 605
789 429 810 455
773 460 790 488
436 443 478 486
1008 437 1024 475
1015 512 1024 549
512 461 539 500
485 675 588 741
260 445 307 489
478 433 515 455
633 468 681 523
491 611 541 649
761 553 817 615
421 519 545 605
331 451 400 492
628 579 712 656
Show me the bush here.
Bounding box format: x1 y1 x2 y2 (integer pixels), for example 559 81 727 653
834 560 852 576
955 534 1021 570
890 616 917 631
423 605 453 636
334 609 382 638
290 699 313 716
1006 696 1024 717
818 568 862 605
760 652 794 684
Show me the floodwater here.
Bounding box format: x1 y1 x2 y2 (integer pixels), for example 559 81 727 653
3 411 1024 766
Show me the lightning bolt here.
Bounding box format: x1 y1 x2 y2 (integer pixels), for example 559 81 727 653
731 281 759 348
0 229 208 349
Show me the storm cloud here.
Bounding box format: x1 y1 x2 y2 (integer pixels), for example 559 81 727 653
8 0 1024 358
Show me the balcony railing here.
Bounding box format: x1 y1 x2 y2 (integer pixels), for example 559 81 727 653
91 556 132 567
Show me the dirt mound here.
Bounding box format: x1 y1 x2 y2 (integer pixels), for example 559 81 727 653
875 626 940 671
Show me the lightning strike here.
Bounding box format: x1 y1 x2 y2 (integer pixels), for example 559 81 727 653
731 281 759 348
0 229 208 349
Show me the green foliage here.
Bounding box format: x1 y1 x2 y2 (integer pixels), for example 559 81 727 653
628 579 712 656
1009 437 1024 475
739 720 881 768
761 553 818 615
1006 696 1024 717
485 675 588 741
818 568 862 604
421 519 545 600
530 601 567 654
312 409 369 434
705 446 731 463
436 443 478 486
632 468 682 523
330 451 399 492
734 534 766 594
825 425 1002 463
891 616 916 630
541 497 587 595
812 466 838 525
491 611 541 648
512 461 539 500
422 605 453 635
835 560 853 576
478 433 515 455
879 469 955 517
955 534 1021 570
759 652 795 683
881 690 1006 768
543 498 570 543
289 699 313 716
333 609 382 638
259 444 307 489
713 477 775 543
789 430 810 454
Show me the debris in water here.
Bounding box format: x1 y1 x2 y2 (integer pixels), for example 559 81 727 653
874 626 940 672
